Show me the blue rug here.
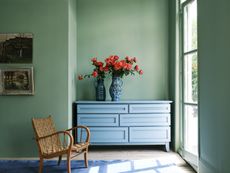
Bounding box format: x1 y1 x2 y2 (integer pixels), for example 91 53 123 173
0 159 182 173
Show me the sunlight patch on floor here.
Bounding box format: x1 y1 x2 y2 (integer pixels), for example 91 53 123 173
86 159 185 173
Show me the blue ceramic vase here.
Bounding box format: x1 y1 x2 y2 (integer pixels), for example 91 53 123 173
95 78 106 101
109 75 123 101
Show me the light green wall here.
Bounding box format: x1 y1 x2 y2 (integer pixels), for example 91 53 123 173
198 0 230 172
0 0 69 157
168 0 180 151
68 0 77 128
0 0 171 157
76 0 169 101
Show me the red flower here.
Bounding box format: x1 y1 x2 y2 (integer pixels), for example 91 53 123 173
125 56 132 62
120 60 125 66
139 69 144 75
124 63 132 70
134 65 139 71
78 75 83 80
114 62 122 70
114 55 119 61
91 57 97 63
105 55 119 66
92 71 98 77
96 61 104 67
105 58 112 65
103 66 109 72
133 57 137 63
99 66 104 72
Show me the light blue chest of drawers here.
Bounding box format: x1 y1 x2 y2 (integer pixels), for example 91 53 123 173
75 100 172 151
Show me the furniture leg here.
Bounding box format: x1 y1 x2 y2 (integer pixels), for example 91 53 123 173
165 143 170 152
39 157 43 173
84 149 88 168
58 155 62 165
67 154 71 173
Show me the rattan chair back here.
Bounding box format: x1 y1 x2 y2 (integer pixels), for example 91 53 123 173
32 115 61 155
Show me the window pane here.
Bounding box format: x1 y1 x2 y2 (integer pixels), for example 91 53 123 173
184 52 198 103
183 0 197 52
184 105 198 155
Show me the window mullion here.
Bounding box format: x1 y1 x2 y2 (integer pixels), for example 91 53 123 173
184 102 198 106
183 49 197 55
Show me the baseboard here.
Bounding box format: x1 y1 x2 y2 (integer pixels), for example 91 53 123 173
0 157 38 160
0 157 69 160
199 158 217 173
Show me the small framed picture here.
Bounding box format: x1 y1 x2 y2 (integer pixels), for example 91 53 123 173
0 33 33 64
0 67 34 95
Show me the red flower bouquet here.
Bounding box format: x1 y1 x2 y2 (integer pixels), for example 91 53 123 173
78 57 109 80
78 55 143 80
105 55 143 78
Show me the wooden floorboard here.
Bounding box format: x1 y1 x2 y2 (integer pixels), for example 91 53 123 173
82 145 197 173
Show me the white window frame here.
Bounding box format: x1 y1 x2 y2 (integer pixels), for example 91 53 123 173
179 0 198 171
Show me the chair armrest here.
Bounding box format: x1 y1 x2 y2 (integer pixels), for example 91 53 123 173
36 131 74 148
66 126 90 143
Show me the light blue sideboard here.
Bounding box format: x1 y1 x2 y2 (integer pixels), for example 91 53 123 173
75 100 172 151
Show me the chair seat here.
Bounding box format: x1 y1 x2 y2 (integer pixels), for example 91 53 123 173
42 146 69 156
72 143 89 152
42 143 89 156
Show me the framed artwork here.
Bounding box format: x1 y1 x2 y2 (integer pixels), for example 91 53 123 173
0 33 33 63
0 67 34 95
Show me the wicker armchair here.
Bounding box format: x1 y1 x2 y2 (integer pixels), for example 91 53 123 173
32 115 90 173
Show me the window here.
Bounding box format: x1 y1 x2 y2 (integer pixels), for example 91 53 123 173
180 0 198 168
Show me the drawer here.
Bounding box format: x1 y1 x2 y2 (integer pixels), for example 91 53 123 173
77 104 128 114
78 114 119 126
120 114 170 126
129 104 170 113
129 127 170 142
78 127 128 143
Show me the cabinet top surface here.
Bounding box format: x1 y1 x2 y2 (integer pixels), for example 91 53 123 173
75 100 172 104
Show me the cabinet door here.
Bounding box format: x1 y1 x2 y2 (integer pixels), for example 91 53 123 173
120 114 170 126
78 127 128 143
129 127 170 143
78 114 119 126
129 104 170 113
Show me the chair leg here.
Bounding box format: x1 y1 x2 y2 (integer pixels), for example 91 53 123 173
39 157 43 173
67 154 71 173
58 155 62 165
84 149 88 168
